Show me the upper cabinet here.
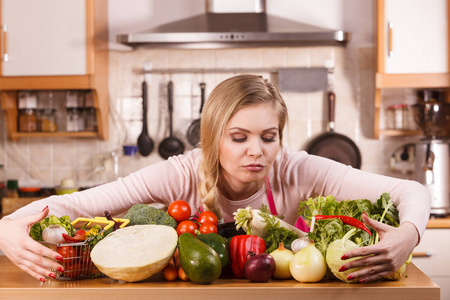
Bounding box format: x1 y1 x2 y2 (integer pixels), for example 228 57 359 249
0 0 109 141
375 0 450 138
1 0 87 77
383 0 448 75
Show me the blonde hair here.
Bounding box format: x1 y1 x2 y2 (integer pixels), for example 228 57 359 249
198 74 288 218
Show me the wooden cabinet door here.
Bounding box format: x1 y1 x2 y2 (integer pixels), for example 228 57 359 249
0 0 87 76
383 0 448 74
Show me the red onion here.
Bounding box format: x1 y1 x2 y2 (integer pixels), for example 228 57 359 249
243 251 276 282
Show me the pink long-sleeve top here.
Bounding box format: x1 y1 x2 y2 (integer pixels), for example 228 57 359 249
6 147 431 239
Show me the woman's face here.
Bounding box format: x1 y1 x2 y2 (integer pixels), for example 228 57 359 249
219 103 281 188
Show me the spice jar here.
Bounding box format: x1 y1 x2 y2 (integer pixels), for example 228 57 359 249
387 104 410 130
84 107 97 131
66 107 85 131
18 108 37 132
6 180 19 198
37 108 58 132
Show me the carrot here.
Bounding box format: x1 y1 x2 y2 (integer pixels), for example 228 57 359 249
178 266 189 281
163 261 178 281
173 247 181 269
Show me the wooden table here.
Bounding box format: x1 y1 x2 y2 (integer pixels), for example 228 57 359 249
0 256 439 300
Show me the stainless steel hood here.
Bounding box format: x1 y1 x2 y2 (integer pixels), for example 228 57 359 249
117 0 350 49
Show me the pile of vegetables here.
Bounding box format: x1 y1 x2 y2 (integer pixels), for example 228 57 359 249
28 194 409 284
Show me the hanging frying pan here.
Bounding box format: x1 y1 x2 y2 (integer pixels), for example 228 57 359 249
158 81 185 159
305 91 362 169
187 82 206 147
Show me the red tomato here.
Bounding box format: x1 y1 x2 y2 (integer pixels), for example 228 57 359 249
168 200 192 223
64 262 82 279
176 220 198 236
198 223 218 234
197 211 219 227
57 246 77 266
77 247 91 264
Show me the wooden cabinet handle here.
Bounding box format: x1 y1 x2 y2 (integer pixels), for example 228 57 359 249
1 25 8 62
412 252 432 258
388 22 393 57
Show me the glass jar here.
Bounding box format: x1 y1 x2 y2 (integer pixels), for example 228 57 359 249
387 104 410 130
18 108 37 132
37 108 58 132
84 107 97 131
6 179 19 198
66 107 85 131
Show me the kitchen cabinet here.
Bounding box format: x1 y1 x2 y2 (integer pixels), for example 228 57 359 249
0 0 109 141
1 0 87 76
374 0 450 138
413 228 450 300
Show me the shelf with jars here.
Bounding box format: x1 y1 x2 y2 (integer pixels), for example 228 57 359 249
0 0 108 141
1 90 102 142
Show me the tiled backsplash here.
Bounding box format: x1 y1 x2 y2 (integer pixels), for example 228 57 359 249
0 46 419 188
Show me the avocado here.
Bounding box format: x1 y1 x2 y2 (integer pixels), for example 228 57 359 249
178 233 222 284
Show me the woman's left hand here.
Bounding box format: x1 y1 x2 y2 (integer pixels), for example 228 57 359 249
339 212 419 283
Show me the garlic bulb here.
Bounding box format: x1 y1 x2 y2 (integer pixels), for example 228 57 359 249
42 225 68 243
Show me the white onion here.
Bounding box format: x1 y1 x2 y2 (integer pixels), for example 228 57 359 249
42 225 68 243
269 243 294 279
289 241 326 283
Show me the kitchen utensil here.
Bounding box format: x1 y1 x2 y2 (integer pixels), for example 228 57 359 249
137 80 154 156
414 140 450 216
187 82 206 147
306 91 362 169
278 68 328 93
411 102 450 139
158 81 185 159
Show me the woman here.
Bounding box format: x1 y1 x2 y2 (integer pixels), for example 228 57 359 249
0 74 430 284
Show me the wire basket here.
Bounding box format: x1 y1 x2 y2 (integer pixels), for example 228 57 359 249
41 240 103 281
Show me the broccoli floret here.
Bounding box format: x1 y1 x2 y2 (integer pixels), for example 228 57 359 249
124 204 177 228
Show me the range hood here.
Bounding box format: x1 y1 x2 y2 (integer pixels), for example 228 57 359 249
117 0 350 49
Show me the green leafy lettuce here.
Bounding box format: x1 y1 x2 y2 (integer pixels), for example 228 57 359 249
297 193 399 258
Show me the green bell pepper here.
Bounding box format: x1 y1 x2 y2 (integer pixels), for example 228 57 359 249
197 233 230 267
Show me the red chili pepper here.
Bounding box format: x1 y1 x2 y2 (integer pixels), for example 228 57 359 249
62 229 87 243
229 235 266 278
314 215 372 236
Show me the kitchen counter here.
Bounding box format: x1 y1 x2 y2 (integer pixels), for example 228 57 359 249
426 216 450 228
0 256 439 300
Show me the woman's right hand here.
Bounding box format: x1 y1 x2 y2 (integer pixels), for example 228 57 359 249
0 206 65 282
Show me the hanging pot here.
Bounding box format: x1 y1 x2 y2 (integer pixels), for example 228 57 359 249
158 81 185 159
305 91 362 169
187 82 206 147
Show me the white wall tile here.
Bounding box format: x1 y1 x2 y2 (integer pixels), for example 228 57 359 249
0 45 420 188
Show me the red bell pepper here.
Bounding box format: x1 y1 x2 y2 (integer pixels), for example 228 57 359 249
62 229 87 243
314 215 372 236
229 235 266 278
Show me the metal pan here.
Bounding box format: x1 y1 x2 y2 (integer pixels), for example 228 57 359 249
158 81 185 159
306 91 362 169
187 82 206 147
